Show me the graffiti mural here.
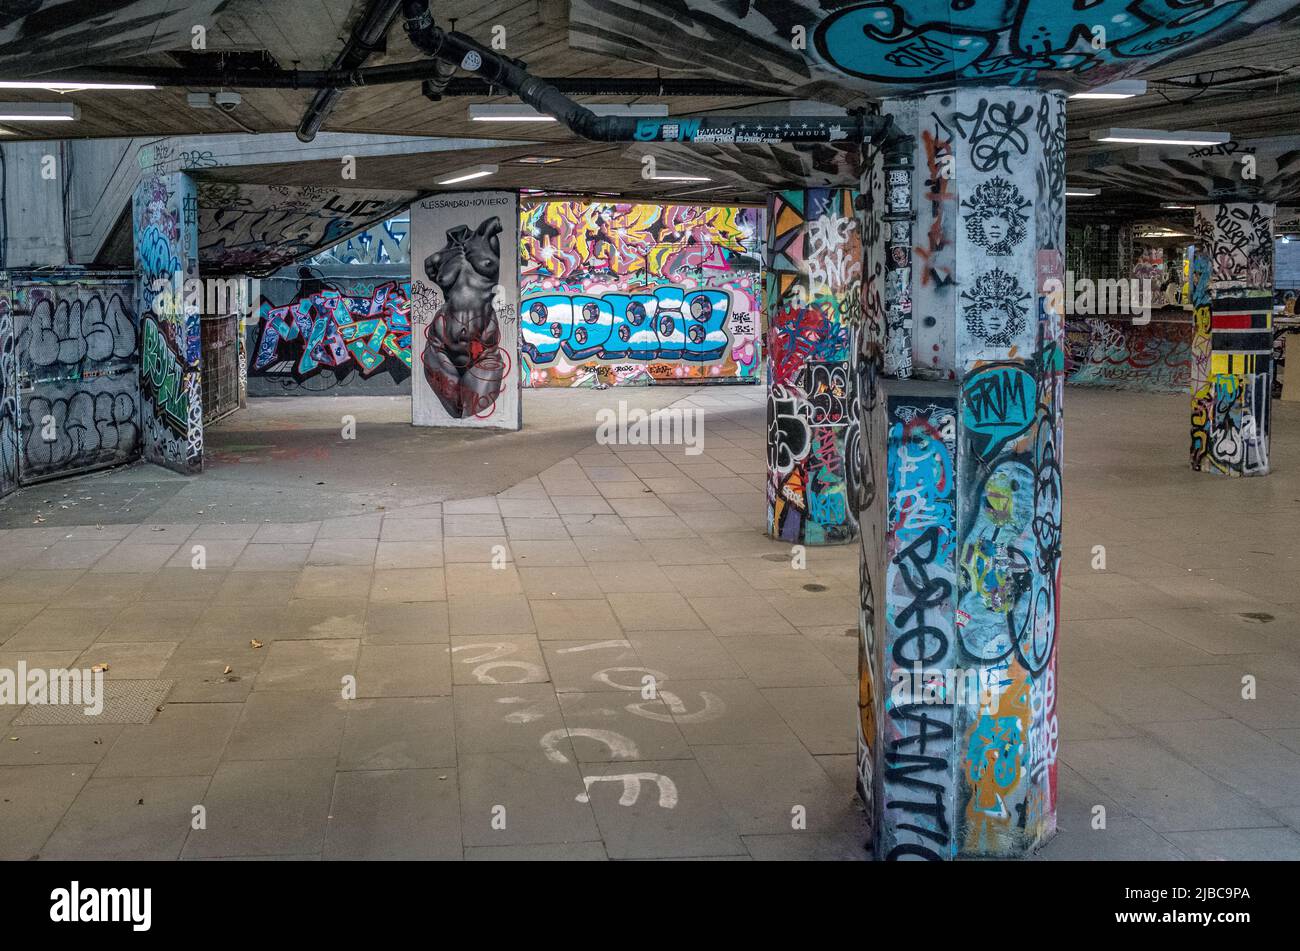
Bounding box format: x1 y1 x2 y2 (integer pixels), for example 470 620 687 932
11 277 140 482
520 201 762 386
198 183 413 276
569 0 1274 102
250 267 412 395
1065 318 1193 393
1191 202 1275 476
410 192 521 430
0 289 16 499
766 188 863 545
309 216 410 266
134 172 203 473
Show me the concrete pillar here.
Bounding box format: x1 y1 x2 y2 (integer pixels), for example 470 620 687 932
765 188 863 544
133 171 203 474
855 87 1066 859
1190 202 1275 476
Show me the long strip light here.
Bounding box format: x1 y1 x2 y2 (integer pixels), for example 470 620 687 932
436 164 499 185
0 81 156 92
1090 127 1230 147
0 101 79 121
1069 80 1147 100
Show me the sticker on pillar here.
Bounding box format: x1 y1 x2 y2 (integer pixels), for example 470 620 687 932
959 268 1033 358
410 192 521 430
961 363 1034 460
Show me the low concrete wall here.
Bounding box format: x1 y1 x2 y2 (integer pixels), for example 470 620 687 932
1065 312 1193 394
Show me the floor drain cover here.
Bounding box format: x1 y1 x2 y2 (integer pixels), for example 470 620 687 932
11 679 174 726
803 583 828 593
1239 612 1275 623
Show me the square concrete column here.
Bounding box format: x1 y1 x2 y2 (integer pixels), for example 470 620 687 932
133 171 203 474
1190 202 1276 476
765 188 863 544
856 88 1066 859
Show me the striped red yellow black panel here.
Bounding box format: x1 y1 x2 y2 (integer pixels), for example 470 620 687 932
1211 312 1272 330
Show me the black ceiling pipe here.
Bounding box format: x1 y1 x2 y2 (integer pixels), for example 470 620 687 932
400 0 900 149
296 0 405 142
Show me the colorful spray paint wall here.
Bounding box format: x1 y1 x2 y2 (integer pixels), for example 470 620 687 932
856 87 1064 860
1190 202 1275 476
410 192 521 430
10 274 140 482
765 189 863 545
519 200 762 387
1065 317 1193 394
249 267 412 396
134 171 203 474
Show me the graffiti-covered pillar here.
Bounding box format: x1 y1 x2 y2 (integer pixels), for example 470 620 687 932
855 87 1066 859
765 188 863 544
410 191 521 430
1190 202 1275 476
133 171 203 474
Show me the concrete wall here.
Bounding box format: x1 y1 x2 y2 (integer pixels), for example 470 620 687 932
0 142 71 269
520 200 762 387
1065 315 1193 394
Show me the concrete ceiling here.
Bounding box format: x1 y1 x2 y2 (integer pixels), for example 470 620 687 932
2 0 1300 212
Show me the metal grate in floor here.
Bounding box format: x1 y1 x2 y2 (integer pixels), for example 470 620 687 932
11 679 174 725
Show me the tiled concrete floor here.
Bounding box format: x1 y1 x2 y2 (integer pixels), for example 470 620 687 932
1 385 1299 860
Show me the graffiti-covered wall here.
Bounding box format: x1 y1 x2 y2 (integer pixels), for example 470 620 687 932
249 266 412 396
765 188 862 545
197 183 413 276
1065 317 1193 394
410 192 521 430
309 216 410 267
10 275 140 483
1190 202 1275 476
0 286 16 499
519 200 762 386
134 171 203 474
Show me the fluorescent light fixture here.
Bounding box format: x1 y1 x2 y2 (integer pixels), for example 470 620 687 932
1161 202 1195 210
1069 80 1147 100
517 155 563 165
469 103 668 122
650 173 712 182
436 163 498 185
1065 188 1100 197
469 104 554 122
1090 127 1230 146
0 80 156 92
0 101 78 121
